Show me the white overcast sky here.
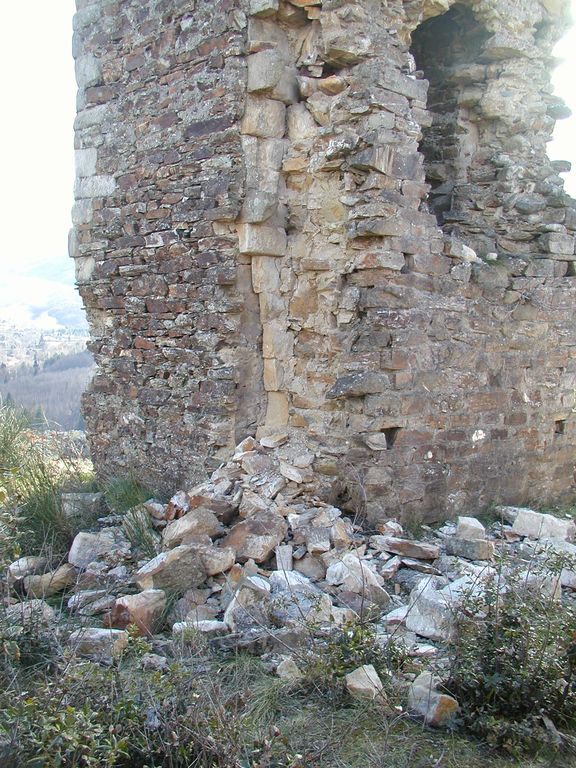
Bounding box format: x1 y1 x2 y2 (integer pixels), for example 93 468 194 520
0 0 574 327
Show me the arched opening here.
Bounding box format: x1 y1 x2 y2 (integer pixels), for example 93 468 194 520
410 5 491 229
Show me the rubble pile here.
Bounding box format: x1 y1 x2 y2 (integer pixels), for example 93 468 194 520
4 435 576 727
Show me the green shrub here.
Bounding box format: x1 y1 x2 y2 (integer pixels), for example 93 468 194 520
446 561 576 755
0 404 97 561
102 476 154 515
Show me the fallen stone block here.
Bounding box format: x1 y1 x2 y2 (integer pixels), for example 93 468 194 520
408 672 458 727
222 511 288 563
135 545 206 592
23 564 78 598
110 589 166 636
162 508 224 548
345 664 384 701
512 509 575 541
68 627 129 658
370 536 440 561
445 537 494 561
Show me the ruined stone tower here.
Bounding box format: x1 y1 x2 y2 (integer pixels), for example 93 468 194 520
71 0 576 522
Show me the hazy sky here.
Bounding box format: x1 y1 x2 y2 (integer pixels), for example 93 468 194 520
0 0 574 328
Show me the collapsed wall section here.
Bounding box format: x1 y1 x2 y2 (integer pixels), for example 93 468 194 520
72 0 576 521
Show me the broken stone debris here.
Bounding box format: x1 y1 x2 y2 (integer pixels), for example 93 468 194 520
4 437 576 727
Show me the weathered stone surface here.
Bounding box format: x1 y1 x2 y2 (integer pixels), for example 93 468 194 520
370 537 440 561
512 509 576 541
407 672 459 727
456 517 486 540
7 557 49 587
5 599 56 627
223 575 271 631
110 590 166 636
445 538 495 561
135 546 205 592
73 0 576 528
23 564 78 598
345 665 384 701
222 511 288 563
162 508 223 549
68 628 129 658
68 529 129 569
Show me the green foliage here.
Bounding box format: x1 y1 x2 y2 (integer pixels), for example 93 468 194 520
122 506 161 560
0 404 92 560
447 561 576 755
103 475 154 514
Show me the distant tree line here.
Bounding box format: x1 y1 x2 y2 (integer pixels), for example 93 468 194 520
0 352 94 431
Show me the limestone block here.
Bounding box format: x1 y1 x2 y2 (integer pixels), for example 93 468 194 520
75 54 102 88
68 628 128 658
456 516 486 539
270 67 299 105
135 546 206 591
241 96 286 138
446 238 481 263
62 492 103 520
251 254 281 294
222 511 288 563
6 600 56 628
239 223 287 257
276 544 293 571
445 538 494 561
74 256 96 283
23 564 78 598
539 233 575 258
264 391 289 428
249 0 279 18
71 200 93 226
345 665 384 701
69 530 128 569
287 103 319 141
262 321 293 359
110 589 166 636
264 358 285 390
242 190 279 223
370 536 440 560
75 147 98 177
223 575 271 631
247 50 285 93
512 509 575 541
74 175 116 199
162 508 224 548
74 104 108 129
276 656 303 681
7 557 49 587
408 672 458 727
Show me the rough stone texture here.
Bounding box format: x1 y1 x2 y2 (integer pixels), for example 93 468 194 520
73 0 576 523
408 672 459 727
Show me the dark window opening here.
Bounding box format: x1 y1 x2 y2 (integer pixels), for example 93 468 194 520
555 419 566 436
410 5 490 228
383 427 401 449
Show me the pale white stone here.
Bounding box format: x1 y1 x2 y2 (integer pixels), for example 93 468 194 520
75 147 98 177
345 664 383 700
512 509 576 541
75 175 116 199
238 223 287 257
75 54 102 88
456 516 486 540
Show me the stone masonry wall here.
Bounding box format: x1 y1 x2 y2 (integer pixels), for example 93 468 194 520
72 0 576 522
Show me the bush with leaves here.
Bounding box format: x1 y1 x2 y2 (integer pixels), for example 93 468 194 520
446 559 576 755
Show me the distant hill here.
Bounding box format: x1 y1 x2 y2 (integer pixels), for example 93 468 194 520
0 350 95 430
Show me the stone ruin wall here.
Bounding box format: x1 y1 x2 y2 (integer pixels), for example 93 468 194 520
71 0 576 522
